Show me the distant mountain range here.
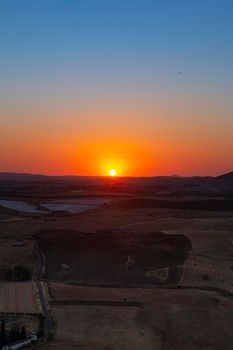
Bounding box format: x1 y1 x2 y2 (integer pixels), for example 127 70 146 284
0 172 46 181
217 171 233 179
0 171 232 181
0 171 232 195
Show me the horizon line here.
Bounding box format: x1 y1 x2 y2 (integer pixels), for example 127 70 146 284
0 171 231 178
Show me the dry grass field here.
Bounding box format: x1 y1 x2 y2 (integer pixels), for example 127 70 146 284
2 197 233 349
159 229 233 289
2 203 233 239
0 282 39 313
42 285 233 350
0 238 34 279
39 204 233 350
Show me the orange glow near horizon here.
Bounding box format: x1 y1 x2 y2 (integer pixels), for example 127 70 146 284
1 133 232 177
1 103 233 177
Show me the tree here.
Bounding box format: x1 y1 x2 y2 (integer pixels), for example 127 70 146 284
0 321 7 346
8 327 16 343
20 326 26 340
6 268 13 281
15 327 20 341
13 266 31 281
37 314 44 338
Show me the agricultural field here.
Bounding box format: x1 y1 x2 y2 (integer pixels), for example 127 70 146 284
2 189 233 349
38 231 191 285
173 230 233 291
0 238 34 280
43 285 233 350
0 282 39 314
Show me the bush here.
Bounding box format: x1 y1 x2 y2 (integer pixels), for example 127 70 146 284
202 273 210 281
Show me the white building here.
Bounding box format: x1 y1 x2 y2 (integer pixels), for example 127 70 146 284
2 335 37 350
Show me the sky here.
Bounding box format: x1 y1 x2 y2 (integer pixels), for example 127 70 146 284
1 0 233 176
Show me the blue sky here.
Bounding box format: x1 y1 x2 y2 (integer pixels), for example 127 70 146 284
1 0 233 91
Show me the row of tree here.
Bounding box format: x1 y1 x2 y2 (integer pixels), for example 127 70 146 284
0 321 26 347
5 265 31 281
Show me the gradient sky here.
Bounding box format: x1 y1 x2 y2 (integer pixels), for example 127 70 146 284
1 0 233 176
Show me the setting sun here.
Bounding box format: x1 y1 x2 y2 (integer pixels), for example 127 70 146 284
109 169 117 177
